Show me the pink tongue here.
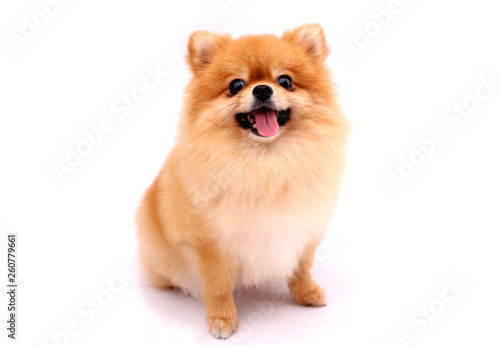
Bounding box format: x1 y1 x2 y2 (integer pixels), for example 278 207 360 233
252 109 279 137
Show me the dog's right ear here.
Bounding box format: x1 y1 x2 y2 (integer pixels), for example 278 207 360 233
187 31 230 74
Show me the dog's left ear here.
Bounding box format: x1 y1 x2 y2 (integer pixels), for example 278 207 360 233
281 24 329 62
187 31 231 74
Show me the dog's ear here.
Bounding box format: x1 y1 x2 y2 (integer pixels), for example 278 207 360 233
187 31 231 74
281 24 329 62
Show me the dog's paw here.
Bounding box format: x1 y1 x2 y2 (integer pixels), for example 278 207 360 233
207 316 238 339
290 283 328 307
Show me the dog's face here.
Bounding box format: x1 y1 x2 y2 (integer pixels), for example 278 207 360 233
184 24 335 146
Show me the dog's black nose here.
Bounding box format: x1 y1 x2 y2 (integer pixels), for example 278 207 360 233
252 85 273 102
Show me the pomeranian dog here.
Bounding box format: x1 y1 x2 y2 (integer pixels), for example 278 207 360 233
136 24 350 339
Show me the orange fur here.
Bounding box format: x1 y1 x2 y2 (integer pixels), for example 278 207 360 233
136 24 350 339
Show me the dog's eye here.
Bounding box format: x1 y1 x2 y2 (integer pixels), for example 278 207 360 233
229 79 245 95
278 75 292 90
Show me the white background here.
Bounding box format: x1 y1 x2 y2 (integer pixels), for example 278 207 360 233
1 0 500 346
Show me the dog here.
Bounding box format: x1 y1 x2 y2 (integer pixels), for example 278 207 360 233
136 23 350 339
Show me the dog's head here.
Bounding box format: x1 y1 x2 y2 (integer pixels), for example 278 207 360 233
183 24 337 146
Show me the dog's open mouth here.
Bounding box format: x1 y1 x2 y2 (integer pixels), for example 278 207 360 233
236 107 290 137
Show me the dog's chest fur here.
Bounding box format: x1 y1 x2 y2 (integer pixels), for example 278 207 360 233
204 187 330 287
179 143 339 291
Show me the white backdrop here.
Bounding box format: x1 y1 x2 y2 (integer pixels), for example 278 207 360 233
1 0 499 346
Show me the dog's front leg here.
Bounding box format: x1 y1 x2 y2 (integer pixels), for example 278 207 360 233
199 242 237 339
288 240 328 307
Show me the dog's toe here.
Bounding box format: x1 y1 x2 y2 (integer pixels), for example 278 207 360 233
207 317 238 339
291 283 328 307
